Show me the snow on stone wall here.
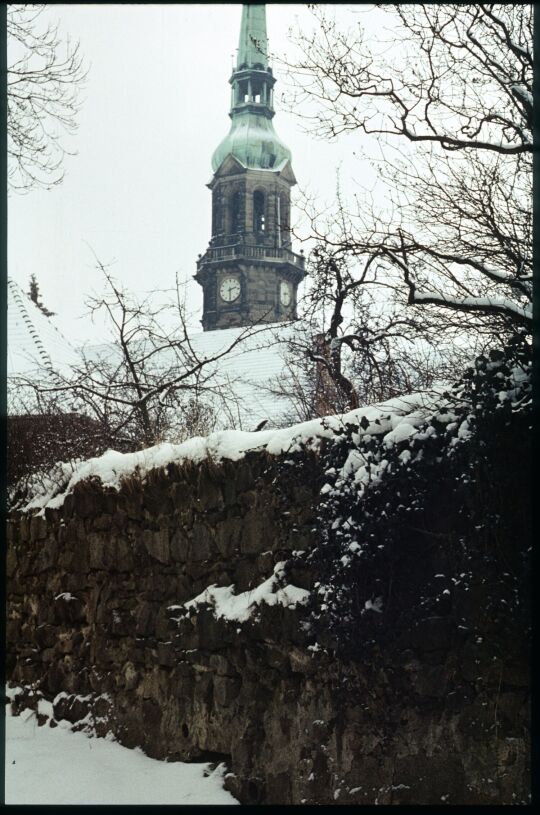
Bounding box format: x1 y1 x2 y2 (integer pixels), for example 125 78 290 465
7 407 530 804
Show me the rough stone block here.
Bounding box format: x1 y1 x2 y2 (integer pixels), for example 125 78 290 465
155 610 172 641
215 518 242 557
135 602 156 637
195 671 213 704
88 533 107 570
240 510 271 554
192 611 233 651
233 559 260 592
142 528 170 563
265 645 288 671
209 653 234 676
197 469 225 511
124 661 139 690
62 493 75 518
407 616 453 652
238 490 258 512
144 486 173 517
122 491 143 518
53 693 90 724
92 513 114 532
114 536 133 571
256 550 275 575
265 772 291 806
6 546 17 578
169 480 193 508
69 545 89 575
53 592 85 624
6 617 22 644
72 483 103 519
282 529 311 551
235 462 254 493
289 647 316 675
221 470 237 505
29 514 48 542
189 523 214 561
214 675 241 707
19 515 30 542
157 641 174 667
170 529 190 562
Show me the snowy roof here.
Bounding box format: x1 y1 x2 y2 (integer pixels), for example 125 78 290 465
7 278 78 378
81 321 304 431
7 274 303 426
186 321 300 428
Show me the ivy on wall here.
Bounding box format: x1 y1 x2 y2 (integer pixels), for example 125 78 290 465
286 334 532 660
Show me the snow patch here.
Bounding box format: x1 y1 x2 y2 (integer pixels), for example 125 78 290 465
384 422 417 447
5 700 239 805
364 597 383 614
176 561 310 623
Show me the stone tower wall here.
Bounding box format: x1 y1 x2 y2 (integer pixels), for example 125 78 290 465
198 165 304 330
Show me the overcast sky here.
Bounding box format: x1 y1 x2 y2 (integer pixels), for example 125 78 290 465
8 3 387 344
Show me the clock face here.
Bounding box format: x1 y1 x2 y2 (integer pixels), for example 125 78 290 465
220 276 241 303
280 280 292 307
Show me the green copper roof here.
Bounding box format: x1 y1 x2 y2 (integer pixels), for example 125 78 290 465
211 4 293 173
211 111 291 172
237 4 268 69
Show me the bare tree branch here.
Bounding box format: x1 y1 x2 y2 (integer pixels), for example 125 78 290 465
7 4 88 192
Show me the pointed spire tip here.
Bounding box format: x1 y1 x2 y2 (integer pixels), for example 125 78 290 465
237 4 268 70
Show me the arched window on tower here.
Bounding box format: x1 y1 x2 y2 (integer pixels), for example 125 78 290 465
212 193 224 237
252 78 263 104
279 193 290 246
231 191 242 234
253 190 265 234
236 80 249 104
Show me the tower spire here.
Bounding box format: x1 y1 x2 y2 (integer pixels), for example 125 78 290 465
237 4 268 70
228 3 274 126
211 4 292 171
196 4 306 331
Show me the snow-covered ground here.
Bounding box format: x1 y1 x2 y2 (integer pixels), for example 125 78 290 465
5 704 239 806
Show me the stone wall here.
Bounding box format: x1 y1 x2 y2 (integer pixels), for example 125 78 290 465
6 449 530 805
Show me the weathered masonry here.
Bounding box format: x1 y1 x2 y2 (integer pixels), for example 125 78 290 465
7 447 529 805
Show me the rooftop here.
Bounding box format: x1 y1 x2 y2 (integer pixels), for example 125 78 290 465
7 278 78 380
7 275 306 428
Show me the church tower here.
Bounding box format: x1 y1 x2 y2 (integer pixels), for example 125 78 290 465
195 4 306 331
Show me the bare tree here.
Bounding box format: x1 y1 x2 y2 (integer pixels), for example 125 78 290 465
285 4 532 335
268 235 477 419
292 5 532 155
15 262 286 449
7 4 87 192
